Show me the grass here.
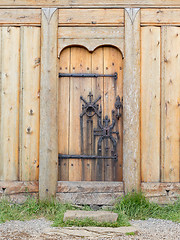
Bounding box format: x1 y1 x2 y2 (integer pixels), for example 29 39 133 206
114 191 180 223
0 197 129 227
0 192 179 227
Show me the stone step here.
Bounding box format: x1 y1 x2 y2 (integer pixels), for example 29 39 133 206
63 210 118 223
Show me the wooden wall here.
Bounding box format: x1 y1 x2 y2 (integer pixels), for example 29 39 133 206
0 26 40 181
0 5 179 201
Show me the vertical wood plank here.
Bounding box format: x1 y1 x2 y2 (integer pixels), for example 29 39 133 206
39 8 58 199
58 47 70 181
161 26 180 182
0 27 20 181
20 27 40 181
92 47 104 181
0 27 2 180
123 8 141 193
69 47 91 181
103 47 123 181
141 27 161 182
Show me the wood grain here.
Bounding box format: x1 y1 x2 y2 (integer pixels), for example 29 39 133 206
141 9 180 25
0 27 20 181
123 8 141 193
58 47 70 181
0 0 180 7
20 27 40 181
141 27 161 182
59 9 124 26
68 47 91 181
39 8 58 199
0 9 40 25
161 27 180 182
58 27 124 39
58 38 124 58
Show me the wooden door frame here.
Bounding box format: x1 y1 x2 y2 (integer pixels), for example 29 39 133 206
39 7 141 199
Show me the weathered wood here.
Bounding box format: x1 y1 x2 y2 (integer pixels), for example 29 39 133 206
58 38 124 58
141 27 161 182
57 181 124 193
0 28 2 180
68 47 91 181
141 9 180 25
91 47 104 181
161 27 180 182
39 8 58 199
19 27 40 181
141 182 180 204
0 181 39 195
103 47 123 181
0 9 41 25
123 8 141 193
0 27 20 181
58 48 70 181
58 27 124 39
0 0 180 7
58 9 124 26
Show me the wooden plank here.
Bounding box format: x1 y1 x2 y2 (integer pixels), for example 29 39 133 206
0 0 180 7
39 8 58 200
58 9 124 26
161 27 180 182
0 27 20 181
20 27 40 181
103 47 123 181
92 47 104 181
58 38 124 58
141 9 180 25
58 47 70 181
0 9 40 25
123 8 141 193
0 181 39 195
141 27 161 182
69 47 91 181
141 182 180 204
57 181 124 193
0 27 2 180
58 27 124 39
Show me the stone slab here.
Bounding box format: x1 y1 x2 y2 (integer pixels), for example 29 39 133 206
42 226 138 238
63 210 118 223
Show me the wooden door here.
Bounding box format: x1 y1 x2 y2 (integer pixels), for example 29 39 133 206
58 46 123 181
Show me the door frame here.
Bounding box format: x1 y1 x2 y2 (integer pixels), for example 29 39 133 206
39 7 141 199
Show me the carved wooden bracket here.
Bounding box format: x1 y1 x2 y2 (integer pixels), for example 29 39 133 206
125 8 140 24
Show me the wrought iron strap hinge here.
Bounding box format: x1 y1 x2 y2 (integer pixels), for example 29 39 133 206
59 72 118 80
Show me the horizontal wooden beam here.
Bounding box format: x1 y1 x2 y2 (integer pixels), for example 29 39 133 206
0 9 41 25
0 0 180 8
141 9 180 25
58 9 124 26
58 27 124 39
1 181 180 204
141 182 180 204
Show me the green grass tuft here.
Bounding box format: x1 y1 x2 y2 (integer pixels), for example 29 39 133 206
114 191 180 222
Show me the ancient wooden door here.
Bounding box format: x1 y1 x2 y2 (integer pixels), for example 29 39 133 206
58 46 123 182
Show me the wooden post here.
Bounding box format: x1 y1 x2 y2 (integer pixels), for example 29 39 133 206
123 8 141 194
39 8 58 200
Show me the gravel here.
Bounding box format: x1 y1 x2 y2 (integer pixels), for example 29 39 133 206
0 218 179 240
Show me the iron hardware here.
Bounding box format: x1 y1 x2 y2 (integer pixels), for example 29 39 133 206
115 96 123 120
59 72 118 80
58 92 122 165
58 154 117 160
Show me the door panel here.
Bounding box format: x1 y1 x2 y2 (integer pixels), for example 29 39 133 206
58 46 123 181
